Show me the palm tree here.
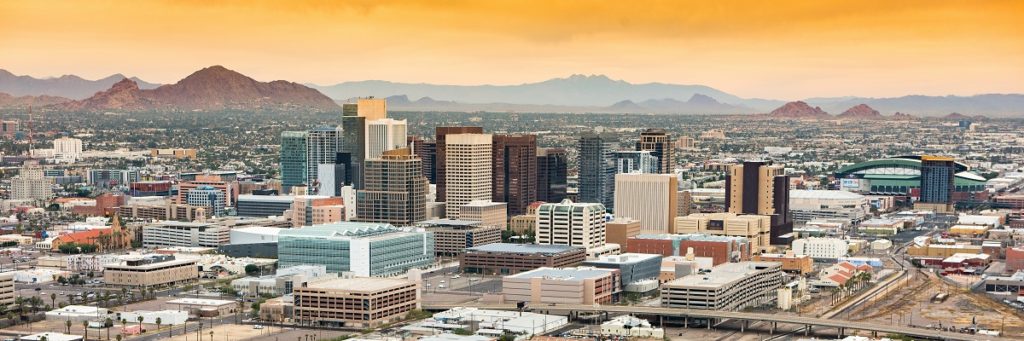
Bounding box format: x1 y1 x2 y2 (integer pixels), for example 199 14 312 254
82 320 89 341
148 286 155 299
105 317 113 340
137 315 144 333
115 334 122 341
50 293 57 310
155 317 162 336
121 287 128 309
14 296 25 319
66 319 73 333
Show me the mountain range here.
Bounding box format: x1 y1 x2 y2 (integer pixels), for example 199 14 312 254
2 67 1022 116
54 66 339 112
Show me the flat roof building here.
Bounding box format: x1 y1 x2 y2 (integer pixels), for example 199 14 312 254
236 195 295 217
504 267 620 305
626 233 751 265
103 255 198 287
417 219 502 256
582 253 661 291
460 243 586 275
293 277 418 328
661 261 783 310
674 212 771 248
142 221 230 248
278 222 435 277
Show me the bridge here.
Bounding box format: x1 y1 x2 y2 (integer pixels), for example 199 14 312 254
422 303 1002 341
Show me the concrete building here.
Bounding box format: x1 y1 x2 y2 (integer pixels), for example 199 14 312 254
236 195 294 217
290 196 345 227
536 199 607 250
416 219 502 256
460 243 586 275
185 185 227 216
674 212 771 248
357 148 428 225
509 214 537 234
536 148 568 203
614 173 678 234
435 126 485 202
789 190 868 224
791 237 850 259
45 305 110 322
142 221 230 248
661 261 783 310
753 252 813 275
408 136 437 183
605 218 641 247
626 234 751 265
578 132 617 209
11 163 51 201
277 222 435 276
416 307 568 337
601 315 665 338
725 161 792 245
176 173 239 207
150 148 197 160
52 136 83 162
635 128 673 174
103 255 198 287
167 298 236 316
293 277 418 328
459 201 507 229
444 133 493 219
503 267 620 305
306 126 343 193
582 253 661 291
230 265 335 297
88 169 139 189
281 131 309 193
492 134 537 216
613 150 659 175
0 271 13 308
916 155 956 213
365 118 408 159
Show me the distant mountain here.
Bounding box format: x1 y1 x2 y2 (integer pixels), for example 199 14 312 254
313 74 771 110
57 66 339 112
809 94 1024 117
0 69 159 99
836 104 884 120
379 92 750 114
0 92 71 109
766 101 830 119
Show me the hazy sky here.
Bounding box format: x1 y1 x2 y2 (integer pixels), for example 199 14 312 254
1 0 1022 99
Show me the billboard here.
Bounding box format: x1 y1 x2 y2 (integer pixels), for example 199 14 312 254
840 178 861 189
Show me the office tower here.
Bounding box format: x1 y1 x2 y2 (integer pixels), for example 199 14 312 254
725 161 792 245
614 173 679 234
280 131 309 194
306 126 342 192
578 132 617 209
185 185 227 216
917 155 956 213
365 118 407 159
444 133 492 219
613 150 659 174
435 126 484 201
536 148 567 202
341 98 387 190
408 136 437 183
492 134 537 216
317 163 347 197
356 148 428 225
677 190 693 217
356 98 387 120
88 169 140 189
52 136 83 162
11 162 51 201
536 199 607 250
636 128 674 174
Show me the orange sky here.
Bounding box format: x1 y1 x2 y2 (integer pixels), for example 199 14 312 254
1 0 1022 99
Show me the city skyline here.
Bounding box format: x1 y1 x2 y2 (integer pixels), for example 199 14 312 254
1 0 1022 99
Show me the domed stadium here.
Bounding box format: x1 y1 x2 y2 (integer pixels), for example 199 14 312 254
834 155 986 195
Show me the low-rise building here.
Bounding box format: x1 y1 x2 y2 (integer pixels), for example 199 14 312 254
45 305 110 322
753 252 813 275
103 255 198 287
278 222 435 277
0 271 14 309
460 243 586 275
661 261 783 311
600 315 664 338
230 265 335 297
406 307 568 337
167 298 236 316
142 221 230 248
293 277 419 328
626 234 751 265
605 218 641 247
417 219 502 256
948 225 990 238
582 253 661 292
789 190 867 224
503 267 620 305
858 218 907 236
459 201 508 229
674 213 772 248
791 237 849 260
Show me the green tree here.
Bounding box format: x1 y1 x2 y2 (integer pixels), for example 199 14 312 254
137 315 144 333
244 264 261 276
66 319 73 334
83 320 89 341
155 317 162 335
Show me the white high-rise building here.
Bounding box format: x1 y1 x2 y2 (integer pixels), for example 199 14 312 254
365 118 408 159
444 133 492 219
614 173 679 234
306 126 342 191
535 199 607 250
52 136 83 162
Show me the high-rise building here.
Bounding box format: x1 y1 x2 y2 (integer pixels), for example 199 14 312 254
443 133 492 219
613 173 679 234
356 148 428 225
52 136 83 161
435 126 484 201
408 136 437 183
725 161 792 245
280 131 309 193
291 196 345 227
536 199 607 250
636 128 674 174
536 148 567 202
366 118 407 159
917 155 956 213
306 126 342 192
185 186 227 217
11 163 50 201
492 134 537 216
88 169 140 189
578 132 617 209
340 98 387 190
613 150 659 174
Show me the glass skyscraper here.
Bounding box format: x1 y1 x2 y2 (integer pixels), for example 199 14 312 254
578 132 617 210
280 131 308 194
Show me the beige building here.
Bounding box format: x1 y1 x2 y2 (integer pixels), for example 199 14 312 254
674 213 772 248
536 199 607 250
614 173 678 234
357 98 388 120
459 201 507 229
357 148 428 225
444 134 493 219
0 271 13 309
103 255 198 287
677 190 693 217
418 219 502 256
606 218 641 247
753 252 813 275
151 148 198 160
503 267 620 305
293 277 418 328
509 214 536 234
291 196 345 227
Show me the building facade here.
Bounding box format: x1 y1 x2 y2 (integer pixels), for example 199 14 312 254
536 148 568 203
417 219 502 256
460 243 586 275
578 132 617 209
536 199 607 250
444 133 493 219
492 134 537 216
142 221 230 248
917 155 956 213
293 277 418 328
280 131 309 193
725 161 792 245
277 222 435 276
435 126 484 202
674 213 771 248
504 267 620 305
661 261 783 310
366 118 408 159
103 255 199 287
185 185 227 217
614 173 678 234
356 148 428 225
613 151 659 174
635 128 673 174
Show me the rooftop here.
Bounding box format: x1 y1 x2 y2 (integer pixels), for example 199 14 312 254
305 277 413 292
279 222 400 238
467 243 582 255
167 298 236 306
508 267 615 281
418 219 483 227
634 233 749 243
668 261 781 289
238 194 296 203
790 190 865 200
583 253 661 264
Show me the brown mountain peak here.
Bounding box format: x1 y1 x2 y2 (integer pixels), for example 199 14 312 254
768 101 829 118
837 104 883 119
